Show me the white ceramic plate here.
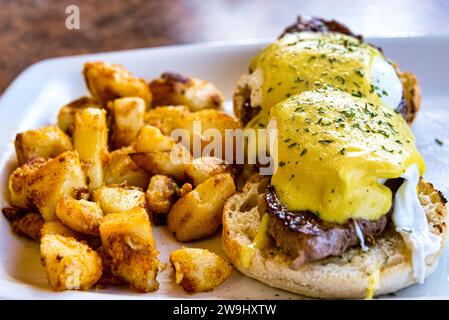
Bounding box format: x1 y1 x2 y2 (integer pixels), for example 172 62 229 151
0 37 448 300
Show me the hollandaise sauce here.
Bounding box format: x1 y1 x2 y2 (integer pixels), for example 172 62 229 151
247 32 402 130
270 90 425 224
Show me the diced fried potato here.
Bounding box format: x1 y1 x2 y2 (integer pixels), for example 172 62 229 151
74 108 108 191
145 106 188 136
14 126 73 166
150 72 223 111
131 147 191 182
12 212 44 241
56 199 104 236
9 151 88 221
104 148 150 188
2 207 27 221
170 247 232 292
95 247 125 286
41 221 83 239
134 125 176 153
145 107 242 159
110 97 145 148
185 157 235 186
167 174 236 242
83 62 152 107
100 207 160 292
92 186 145 214
40 234 102 291
131 125 192 181
57 97 101 135
8 158 47 208
146 175 180 225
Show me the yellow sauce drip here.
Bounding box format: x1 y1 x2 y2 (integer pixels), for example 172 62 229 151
241 213 270 269
366 268 381 300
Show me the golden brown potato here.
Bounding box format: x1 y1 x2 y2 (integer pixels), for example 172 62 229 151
92 185 146 215
145 106 188 136
83 62 152 107
8 151 88 221
40 234 102 291
104 148 150 189
145 107 242 160
167 174 236 242
110 97 145 148
74 108 108 191
131 126 192 181
56 199 104 236
146 175 181 225
95 246 126 286
11 212 44 241
134 125 176 153
150 72 223 111
40 221 83 239
170 247 232 293
8 157 47 208
99 207 160 292
185 157 235 186
57 97 101 135
14 126 73 166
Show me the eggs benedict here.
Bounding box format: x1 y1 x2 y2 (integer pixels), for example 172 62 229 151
222 89 447 298
234 16 421 128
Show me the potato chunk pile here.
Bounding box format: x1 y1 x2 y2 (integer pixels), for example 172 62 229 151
2 62 238 293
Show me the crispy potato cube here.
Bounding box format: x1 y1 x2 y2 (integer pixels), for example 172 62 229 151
41 221 83 239
100 207 160 292
134 125 176 153
40 234 102 291
145 107 242 159
104 148 150 189
14 126 73 166
83 62 152 107
74 108 108 191
170 247 232 292
131 147 191 182
132 127 191 181
150 72 223 111
8 158 47 208
145 106 188 136
167 173 236 242
146 175 180 225
12 212 44 241
57 97 101 135
185 157 235 186
9 151 88 221
56 199 104 236
92 186 146 214
111 97 145 148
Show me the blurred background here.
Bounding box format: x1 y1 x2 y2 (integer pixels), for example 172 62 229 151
1 0 449 93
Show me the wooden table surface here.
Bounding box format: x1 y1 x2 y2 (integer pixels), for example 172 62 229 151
1 0 449 93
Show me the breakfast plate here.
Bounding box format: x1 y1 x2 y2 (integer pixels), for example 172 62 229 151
0 36 448 299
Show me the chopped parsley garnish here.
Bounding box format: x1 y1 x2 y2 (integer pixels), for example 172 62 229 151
288 142 298 148
267 87 273 93
355 68 364 77
300 148 307 156
435 138 444 146
319 139 334 145
278 161 286 167
340 148 346 155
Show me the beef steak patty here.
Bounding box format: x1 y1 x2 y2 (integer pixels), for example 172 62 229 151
264 179 403 268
